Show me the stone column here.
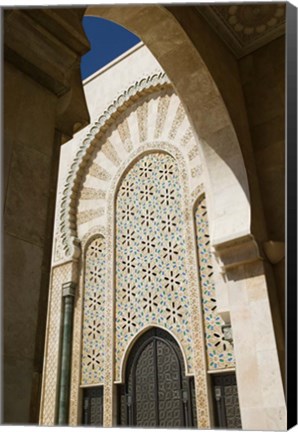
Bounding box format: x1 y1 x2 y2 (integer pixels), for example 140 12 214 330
214 236 286 430
57 282 76 425
4 8 90 423
39 261 79 425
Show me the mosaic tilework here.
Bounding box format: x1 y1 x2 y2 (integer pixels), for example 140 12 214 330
81 237 106 385
115 153 194 381
195 197 235 370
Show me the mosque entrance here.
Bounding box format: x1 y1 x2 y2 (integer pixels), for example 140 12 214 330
117 328 197 427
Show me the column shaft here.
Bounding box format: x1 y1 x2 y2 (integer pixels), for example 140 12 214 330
58 295 75 425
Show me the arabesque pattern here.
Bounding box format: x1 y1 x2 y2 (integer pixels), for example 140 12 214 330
81 237 106 384
115 153 194 380
195 197 235 369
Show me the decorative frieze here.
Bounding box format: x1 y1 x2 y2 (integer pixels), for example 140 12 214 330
191 164 203 178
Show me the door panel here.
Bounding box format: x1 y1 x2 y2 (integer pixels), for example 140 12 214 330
82 386 103 426
156 339 183 427
134 341 157 426
212 373 242 429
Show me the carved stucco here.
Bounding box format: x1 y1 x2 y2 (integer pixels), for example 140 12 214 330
198 3 285 58
55 72 171 263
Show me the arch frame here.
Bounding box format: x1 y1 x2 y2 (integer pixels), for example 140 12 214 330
55 72 171 264
117 324 191 385
122 326 193 428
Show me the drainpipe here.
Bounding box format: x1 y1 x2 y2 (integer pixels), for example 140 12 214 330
57 281 76 425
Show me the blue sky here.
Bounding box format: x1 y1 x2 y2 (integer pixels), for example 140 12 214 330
81 16 141 80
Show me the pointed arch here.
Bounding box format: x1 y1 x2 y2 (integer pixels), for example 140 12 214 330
117 324 190 384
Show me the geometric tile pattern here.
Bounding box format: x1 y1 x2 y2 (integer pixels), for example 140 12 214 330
81 237 106 385
115 152 194 381
195 197 235 370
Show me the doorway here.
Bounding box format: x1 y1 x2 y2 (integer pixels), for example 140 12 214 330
212 373 242 429
118 328 197 427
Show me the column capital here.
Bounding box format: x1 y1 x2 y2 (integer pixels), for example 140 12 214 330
62 281 76 297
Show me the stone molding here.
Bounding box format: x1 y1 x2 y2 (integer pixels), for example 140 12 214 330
4 8 90 137
213 234 262 273
57 72 171 262
4 8 89 96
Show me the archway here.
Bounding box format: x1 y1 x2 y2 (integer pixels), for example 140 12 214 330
118 327 197 428
39 11 286 430
85 5 251 248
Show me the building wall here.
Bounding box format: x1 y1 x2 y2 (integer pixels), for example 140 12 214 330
167 6 268 243
168 6 285 368
239 36 285 326
3 60 58 423
3 9 90 423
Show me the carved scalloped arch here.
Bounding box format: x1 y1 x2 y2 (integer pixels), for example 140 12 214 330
59 72 171 260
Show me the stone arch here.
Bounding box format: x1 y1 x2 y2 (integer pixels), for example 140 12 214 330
85 6 251 248
58 72 171 260
82 230 106 257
